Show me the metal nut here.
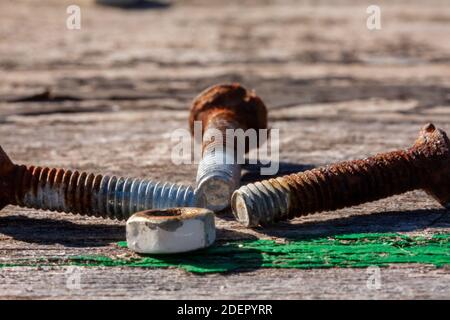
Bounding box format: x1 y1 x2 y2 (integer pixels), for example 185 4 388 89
126 207 216 254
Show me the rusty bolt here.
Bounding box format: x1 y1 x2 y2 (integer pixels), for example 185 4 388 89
189 83 268 211
231 123 450 227
0 147 195 220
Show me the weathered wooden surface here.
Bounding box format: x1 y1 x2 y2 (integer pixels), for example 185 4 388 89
0 0 450 299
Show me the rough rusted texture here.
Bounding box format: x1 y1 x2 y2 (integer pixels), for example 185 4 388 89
191 84 268 211
191 83 268 157
134 208 184 219
134 207 212 221
232 123 450 227
0 146 15 210
189 83 268 139
0 155 195 220
200 110 241 153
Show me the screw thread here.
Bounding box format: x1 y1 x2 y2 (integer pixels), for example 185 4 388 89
12 165 195 220
232 148 429 227
196 144 242 188
195 117 242 210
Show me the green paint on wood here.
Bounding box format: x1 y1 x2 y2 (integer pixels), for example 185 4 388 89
1 233 449 273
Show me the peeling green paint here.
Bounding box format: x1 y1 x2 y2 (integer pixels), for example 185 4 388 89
1 233 449 273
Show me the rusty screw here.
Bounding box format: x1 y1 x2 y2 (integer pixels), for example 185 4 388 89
231 123 450 227
0 147 195 220
189 83 268 211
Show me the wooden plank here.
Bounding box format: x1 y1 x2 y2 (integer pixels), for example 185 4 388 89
0 0 449 299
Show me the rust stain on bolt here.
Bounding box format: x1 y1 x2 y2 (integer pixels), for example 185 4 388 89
232 123 450 227
189 83 268 139
190 83 268 211
0 147 195 219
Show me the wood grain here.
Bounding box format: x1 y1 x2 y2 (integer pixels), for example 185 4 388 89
0 0 449 299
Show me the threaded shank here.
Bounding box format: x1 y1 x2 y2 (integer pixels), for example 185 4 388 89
196 145 241 187
195 116 242 211
12 165 195 220
232 148 428 227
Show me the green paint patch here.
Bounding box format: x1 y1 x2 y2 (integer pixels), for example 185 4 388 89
1 233 449 273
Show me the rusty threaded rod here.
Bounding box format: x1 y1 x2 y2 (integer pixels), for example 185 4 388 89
0 150 194 220
231 123 450 227
189 83 268 211
195 111 242 211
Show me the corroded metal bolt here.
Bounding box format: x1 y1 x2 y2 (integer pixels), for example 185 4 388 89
189 83 268 211
232 123 450 227
0 146 194 220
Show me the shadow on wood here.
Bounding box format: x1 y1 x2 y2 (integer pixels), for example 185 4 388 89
95 0 171 10
254 208 448 240
0 215 124 247
241 161 315 184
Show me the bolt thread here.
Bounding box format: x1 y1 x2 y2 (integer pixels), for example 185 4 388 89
12 165 195 220
196 117 242 210
233 148 430 226
196 147 242 189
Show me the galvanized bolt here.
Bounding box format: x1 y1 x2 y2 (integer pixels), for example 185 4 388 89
232 123 450 227
0 146 195 220
189 83 268 211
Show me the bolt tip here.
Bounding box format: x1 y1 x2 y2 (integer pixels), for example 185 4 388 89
415 123 450 151
423 123 436 133
231 189 259 227
0 145 14 173
195 176 234 211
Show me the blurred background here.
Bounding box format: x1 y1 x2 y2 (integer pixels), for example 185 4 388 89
1 0 450 178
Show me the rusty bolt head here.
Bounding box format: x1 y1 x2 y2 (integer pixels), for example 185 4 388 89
0 146 15 210
415 123 450 207
190 83 268 212
189 83 268 141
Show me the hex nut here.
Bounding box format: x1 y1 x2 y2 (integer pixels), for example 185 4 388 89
126 207 216 254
